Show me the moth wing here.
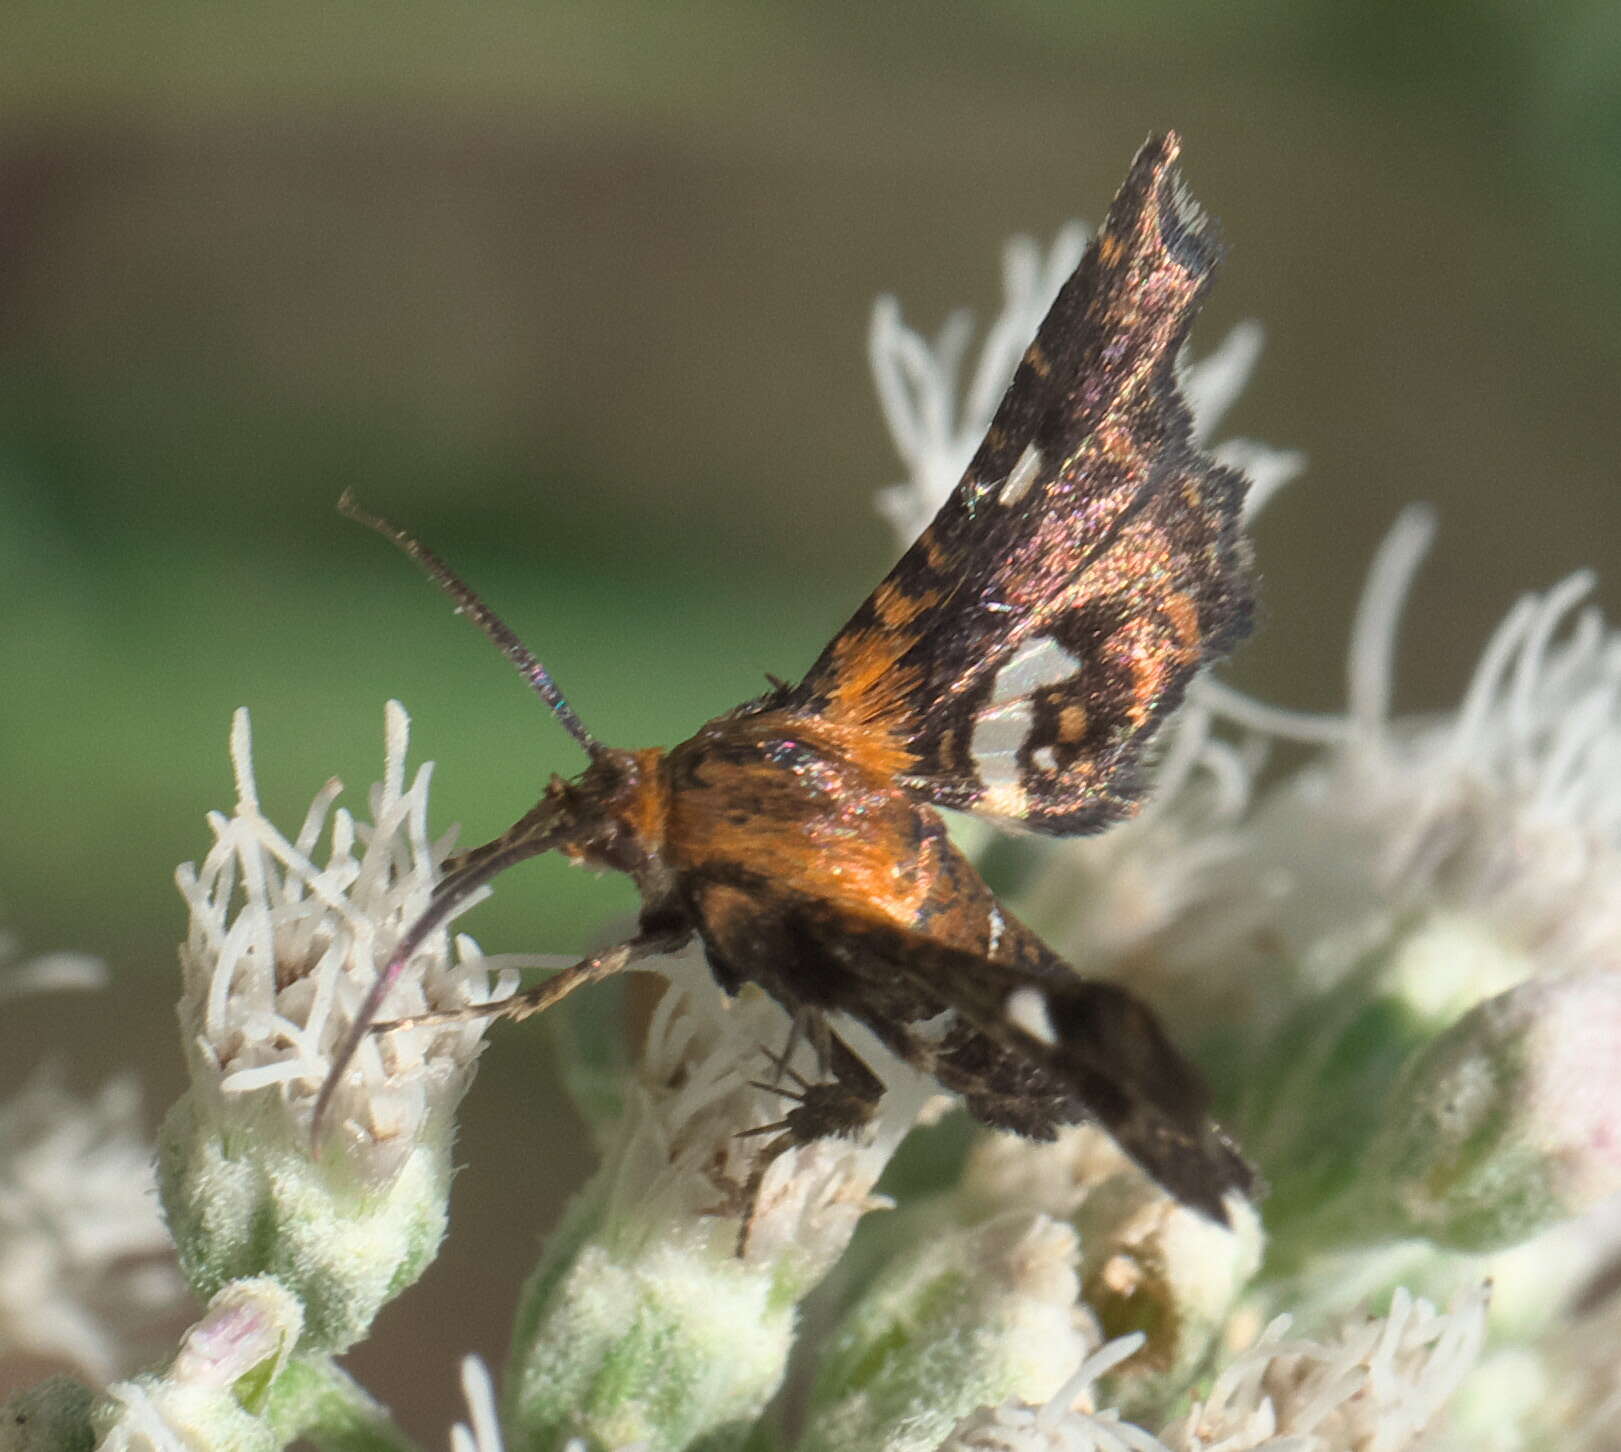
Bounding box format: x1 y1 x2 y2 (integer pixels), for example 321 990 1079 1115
786 132 1252 834
772 895 1256 1221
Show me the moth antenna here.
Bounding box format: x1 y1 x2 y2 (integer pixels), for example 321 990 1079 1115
310 820 565 1150
338 490 602 758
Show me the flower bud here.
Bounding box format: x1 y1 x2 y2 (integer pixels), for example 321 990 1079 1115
957 1127 1262 1420
798 1212 1093 1452
1239 913 1538 1251
94 1279 302 1452
1074 1170 1264 1418
1366 970 1621 1250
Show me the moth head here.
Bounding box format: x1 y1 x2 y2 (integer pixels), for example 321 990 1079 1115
553 746 669 881
335 498 676 889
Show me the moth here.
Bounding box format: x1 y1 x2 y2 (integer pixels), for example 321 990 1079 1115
318 131 1258 1222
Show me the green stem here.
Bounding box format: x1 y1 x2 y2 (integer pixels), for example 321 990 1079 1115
266 1355 428 1452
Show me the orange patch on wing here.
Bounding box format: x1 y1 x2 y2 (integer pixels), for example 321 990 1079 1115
809 716 919 781
824 627 922 731
804 830 935 925
1159 589 1201 652
873 579 941 630
1094 421 1142 473
917 525 967 576
1108 617 1168 728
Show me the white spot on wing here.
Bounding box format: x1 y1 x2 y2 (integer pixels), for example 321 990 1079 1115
1006 987 1057 1046
971 635 1086 810
1001 443 1044 506
987 904 1005 956
970 698 1031 787
988 635 1081 707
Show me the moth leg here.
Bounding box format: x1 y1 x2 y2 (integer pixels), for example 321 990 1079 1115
758 1008 816 1090
743 1029 884 1139
375 927 689 1032
795 1031 886 1137
733 1030 886 1256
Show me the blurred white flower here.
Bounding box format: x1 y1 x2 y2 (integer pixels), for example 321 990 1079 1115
1071 513 1621 1044
872 224 1086 542
1448 1213 1621 1452
0 918 177 1388
1163 1285 1488 1452
0 937 104 999
449 1356 504 1452
1181 319 1306 521
940 1126 1263 1423
1012 511 1621 1265
934 1334 1148 1452
0 1071 183 1384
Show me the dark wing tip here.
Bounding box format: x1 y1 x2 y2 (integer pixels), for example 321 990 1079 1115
1045 979 1261 1223
1107 131 1224 280
1156 1125 1263 1227
1133 128 1183 178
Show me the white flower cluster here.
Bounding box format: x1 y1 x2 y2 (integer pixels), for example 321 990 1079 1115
940 1286 1486 1452
1082 533 1621 1047
5 209 1618 1452
155 703 534 1362
172 701 516 1182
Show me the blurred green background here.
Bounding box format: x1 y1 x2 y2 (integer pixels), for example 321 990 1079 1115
3 0 1619 1433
